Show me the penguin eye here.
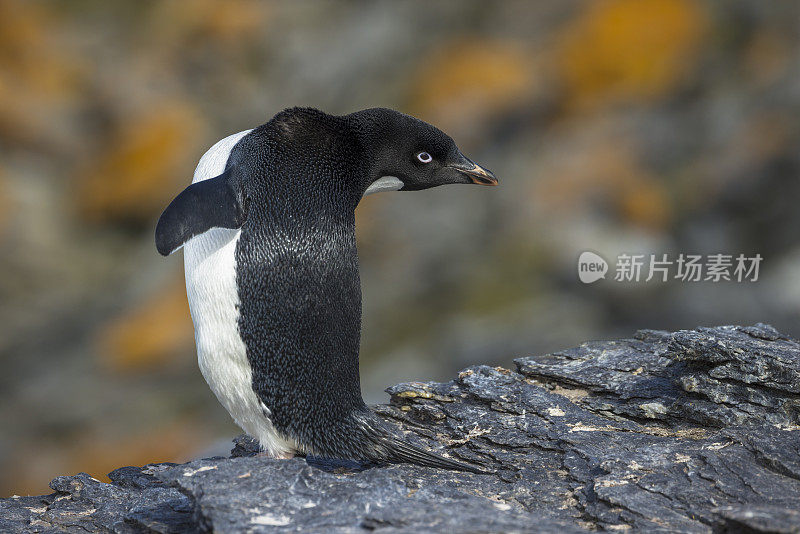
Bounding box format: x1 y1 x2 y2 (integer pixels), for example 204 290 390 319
416 151 433 164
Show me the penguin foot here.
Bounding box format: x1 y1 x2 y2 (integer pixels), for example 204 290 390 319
305 456 378 473
256 451 295 459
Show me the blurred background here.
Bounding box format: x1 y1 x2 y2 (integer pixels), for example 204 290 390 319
1 0 799 497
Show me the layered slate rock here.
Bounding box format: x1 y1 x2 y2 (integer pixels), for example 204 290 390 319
2 324 799 533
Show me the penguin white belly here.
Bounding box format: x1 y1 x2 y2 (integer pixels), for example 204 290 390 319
183 131 296 457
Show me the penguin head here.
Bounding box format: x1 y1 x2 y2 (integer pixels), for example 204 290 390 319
349 108 498 197
154 107 497 256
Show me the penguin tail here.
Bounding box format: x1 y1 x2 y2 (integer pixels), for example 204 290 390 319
352 409 492 474
380 436 492 475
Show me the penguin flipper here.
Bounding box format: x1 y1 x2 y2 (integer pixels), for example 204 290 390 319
155 168 244 256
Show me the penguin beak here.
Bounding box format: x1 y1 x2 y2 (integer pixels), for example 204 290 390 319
447 156 498 186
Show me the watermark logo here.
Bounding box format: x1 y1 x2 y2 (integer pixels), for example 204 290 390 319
578 252 762 284
578 251 609 284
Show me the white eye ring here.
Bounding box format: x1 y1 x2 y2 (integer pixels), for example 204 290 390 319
416 151 432 163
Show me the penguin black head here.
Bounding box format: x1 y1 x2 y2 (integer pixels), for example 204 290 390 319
347 108 498 196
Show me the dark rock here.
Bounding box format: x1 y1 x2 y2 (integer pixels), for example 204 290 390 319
2 324 799 532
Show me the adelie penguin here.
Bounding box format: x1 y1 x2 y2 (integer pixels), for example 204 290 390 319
155 107 497 472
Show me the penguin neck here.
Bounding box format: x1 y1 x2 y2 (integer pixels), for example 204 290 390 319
247 111 368 217
345 111 393 192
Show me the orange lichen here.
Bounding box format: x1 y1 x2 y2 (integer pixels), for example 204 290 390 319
3 419 216 496
150 0 268 41
0 1 84 147
408 39 535 130
75 103 205 224
97 277 193 372
534 137 671 231
558 0 707 109
618 181 671 231
70 421 214 483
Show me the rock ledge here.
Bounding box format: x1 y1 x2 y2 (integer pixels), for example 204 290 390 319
2 324 799 533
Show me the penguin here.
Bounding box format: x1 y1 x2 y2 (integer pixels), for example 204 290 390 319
155 107 497 472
